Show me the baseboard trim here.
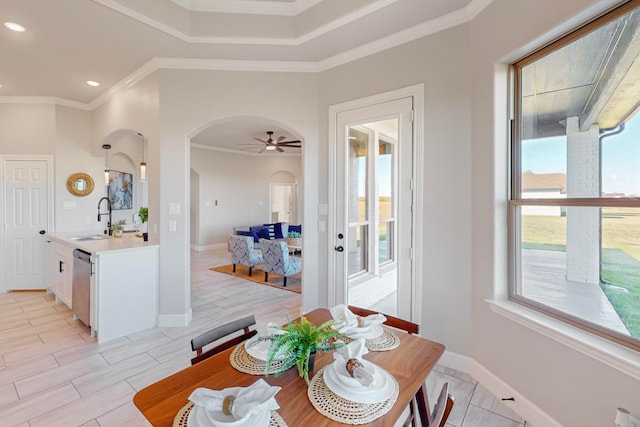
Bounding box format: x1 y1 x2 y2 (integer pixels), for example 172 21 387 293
439 351 562 427
158 309 193 327
191 243 227 252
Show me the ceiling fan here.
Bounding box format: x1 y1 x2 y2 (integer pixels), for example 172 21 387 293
239 131 301 153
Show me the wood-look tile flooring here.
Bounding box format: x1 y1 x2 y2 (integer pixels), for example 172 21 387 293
0 247 525 427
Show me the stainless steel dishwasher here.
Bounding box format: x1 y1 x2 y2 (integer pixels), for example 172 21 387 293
72 249 91 327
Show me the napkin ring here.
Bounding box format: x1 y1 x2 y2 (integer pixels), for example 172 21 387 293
222 395 235 416
357 316 365 327
346 358 364 377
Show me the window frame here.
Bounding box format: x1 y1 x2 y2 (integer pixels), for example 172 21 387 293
509 0 640 352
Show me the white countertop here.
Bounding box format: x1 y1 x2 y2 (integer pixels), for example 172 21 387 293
46 231 157 255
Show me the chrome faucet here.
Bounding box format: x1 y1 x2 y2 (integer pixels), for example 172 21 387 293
97 197 112 236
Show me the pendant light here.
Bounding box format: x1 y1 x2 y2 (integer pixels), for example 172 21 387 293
139 133 147 182
102 144 111 186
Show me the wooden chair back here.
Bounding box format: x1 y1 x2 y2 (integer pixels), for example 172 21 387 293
190 315 257 365
428 382 455 427
347 305 419 335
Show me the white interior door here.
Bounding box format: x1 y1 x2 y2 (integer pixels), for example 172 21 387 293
271 183 297 224
4 159 50 290
333 97 414 319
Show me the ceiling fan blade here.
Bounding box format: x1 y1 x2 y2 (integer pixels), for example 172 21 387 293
254 137 268 144
258 147 266 154
278 140 301 145
238 143 263 146
276 146 284 153
281 145 301 148
276 136 286 142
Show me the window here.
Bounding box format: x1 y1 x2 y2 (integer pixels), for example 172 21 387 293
510 0 640 350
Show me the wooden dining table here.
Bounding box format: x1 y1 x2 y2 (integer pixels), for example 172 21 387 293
133 308 445 426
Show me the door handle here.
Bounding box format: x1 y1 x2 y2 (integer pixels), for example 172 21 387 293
39 230 46 235
59 261 64 273
334 246 344 252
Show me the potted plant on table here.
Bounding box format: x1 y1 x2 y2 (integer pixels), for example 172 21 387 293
138 207 148 241
259 316 343 384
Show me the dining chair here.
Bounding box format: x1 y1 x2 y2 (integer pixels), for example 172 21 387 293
190 315 257 365
347 305 419 335
427 382 455 427
347 306 421 426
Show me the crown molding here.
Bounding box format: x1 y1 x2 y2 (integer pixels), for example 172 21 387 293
12 0 493 110
171 0 323 16
0 96 91 110
191 143 301 157
317 0 493 71
94 0 401 46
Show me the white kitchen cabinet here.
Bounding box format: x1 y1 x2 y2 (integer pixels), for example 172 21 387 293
46 240 57 294
55 243 74 308
46 233 159 343
92 247 158 343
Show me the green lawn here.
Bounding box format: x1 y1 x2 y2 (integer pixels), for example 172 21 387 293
522 208 640 338
601 249 640 338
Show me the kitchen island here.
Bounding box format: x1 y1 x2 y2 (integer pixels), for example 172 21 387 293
46 232 158 343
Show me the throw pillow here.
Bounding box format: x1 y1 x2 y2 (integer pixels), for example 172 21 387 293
263 223 284 239
289 224 302 235
251 226 271 241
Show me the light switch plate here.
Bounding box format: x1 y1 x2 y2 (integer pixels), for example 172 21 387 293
168 203 181 215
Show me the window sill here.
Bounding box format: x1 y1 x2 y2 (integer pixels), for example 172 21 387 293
486 299 640 381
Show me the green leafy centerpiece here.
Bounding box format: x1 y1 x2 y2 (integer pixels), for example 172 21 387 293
260 316 343 384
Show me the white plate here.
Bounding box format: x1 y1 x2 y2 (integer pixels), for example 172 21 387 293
244 336 270 361
187 405 270 427
323 361 395 404
341 324 384 339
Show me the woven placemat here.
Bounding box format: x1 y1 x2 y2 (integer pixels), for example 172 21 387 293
230 342 291 375
307 367 399 425
172 402 288 427
342 329 400 351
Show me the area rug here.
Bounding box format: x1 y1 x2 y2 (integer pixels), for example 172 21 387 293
210 264 301 294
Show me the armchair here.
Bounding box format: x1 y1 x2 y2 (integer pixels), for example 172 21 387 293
259 238 302 287
228 234 263 276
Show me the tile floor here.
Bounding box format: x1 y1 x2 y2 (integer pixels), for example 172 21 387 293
0 247 527 426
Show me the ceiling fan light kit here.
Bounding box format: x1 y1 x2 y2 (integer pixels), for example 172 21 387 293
245 131 302 153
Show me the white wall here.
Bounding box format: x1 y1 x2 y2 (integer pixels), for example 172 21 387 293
318 26 473 355
53 106 106 233
0 104 56 155
190 147 301 247
158 69 317 321
470 0 640 425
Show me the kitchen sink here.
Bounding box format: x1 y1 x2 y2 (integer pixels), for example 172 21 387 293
69 235 108 241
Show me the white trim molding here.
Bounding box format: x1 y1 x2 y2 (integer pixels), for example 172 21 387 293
488 299 640 382
327 83 424 324
468 356 563 427
158 309 193 327
170 0 323 16
440 350 562 426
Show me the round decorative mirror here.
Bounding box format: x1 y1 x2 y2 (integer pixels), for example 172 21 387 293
67 173 95 197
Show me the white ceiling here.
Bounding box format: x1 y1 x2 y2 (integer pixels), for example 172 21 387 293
0 0 484 152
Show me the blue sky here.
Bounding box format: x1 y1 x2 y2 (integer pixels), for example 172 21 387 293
522 113 640 196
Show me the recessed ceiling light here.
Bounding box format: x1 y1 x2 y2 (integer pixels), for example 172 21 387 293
86 80 100 87
4 22 26 32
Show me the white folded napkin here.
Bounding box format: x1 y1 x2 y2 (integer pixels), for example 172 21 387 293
333 339 376 387
329 304 386 334
189 379 281 421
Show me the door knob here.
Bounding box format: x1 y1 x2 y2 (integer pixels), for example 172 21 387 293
39 230 46 235
334 246 344 252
